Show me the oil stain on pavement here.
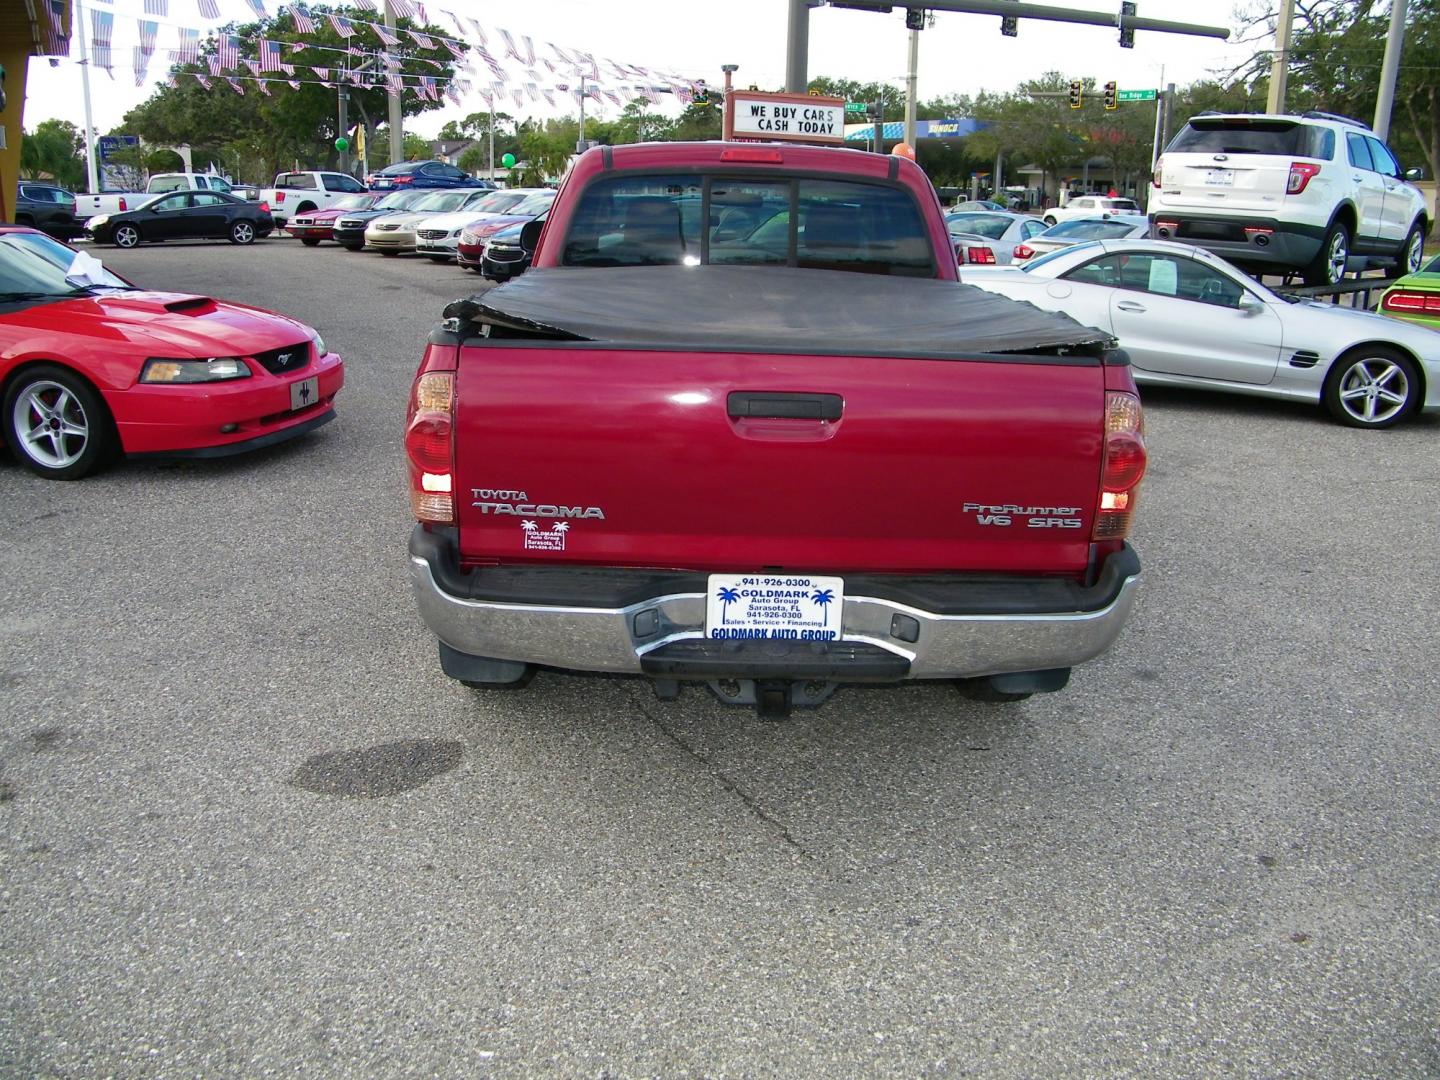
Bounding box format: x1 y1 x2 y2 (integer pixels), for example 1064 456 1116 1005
290 739 463 798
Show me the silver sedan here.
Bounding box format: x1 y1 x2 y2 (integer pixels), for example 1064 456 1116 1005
1015 214 1150 261
944 210 1048 266
960 239 1440 429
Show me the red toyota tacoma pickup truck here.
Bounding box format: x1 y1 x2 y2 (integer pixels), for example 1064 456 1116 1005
405 142 1145 715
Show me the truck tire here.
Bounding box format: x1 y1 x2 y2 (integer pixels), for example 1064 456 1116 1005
2 364 118 480
1302 219 1350 286
1322 345 1420 429
954 678 1031 703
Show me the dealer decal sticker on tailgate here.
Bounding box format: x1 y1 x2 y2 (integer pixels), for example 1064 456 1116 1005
521 520 569 551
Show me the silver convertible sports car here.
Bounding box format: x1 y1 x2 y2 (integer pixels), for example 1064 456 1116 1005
962 239 1440 429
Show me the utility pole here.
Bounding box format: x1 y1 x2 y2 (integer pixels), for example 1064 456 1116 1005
385 0 402 166
786 0 812 92
1161 81 1176 149
1372 0 1408 140
488 96 495 182
337 85 349 174
1265 0 1295 115
903 25 919 148
75 0 99 194
577 79 588 153
1150 66 1165 168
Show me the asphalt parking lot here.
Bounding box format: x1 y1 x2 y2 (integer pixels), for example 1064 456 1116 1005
2 235 1438 1078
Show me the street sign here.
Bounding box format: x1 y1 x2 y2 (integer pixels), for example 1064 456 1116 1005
1116 89 1158 101
844 102 867 113
726 90 846 145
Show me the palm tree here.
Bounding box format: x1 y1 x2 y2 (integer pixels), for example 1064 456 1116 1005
716 586 741 624
811 588 835 626
521 520 538 532
551 522 570 534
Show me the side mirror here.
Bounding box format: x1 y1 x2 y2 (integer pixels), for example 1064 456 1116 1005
1239 296 1265 315
1405 166 1425 181
519 218 544 255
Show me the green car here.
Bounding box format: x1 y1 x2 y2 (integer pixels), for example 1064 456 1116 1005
1379 252 1440 331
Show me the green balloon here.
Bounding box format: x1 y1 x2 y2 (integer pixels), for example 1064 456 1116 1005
334 136 350 152
501 152 516 168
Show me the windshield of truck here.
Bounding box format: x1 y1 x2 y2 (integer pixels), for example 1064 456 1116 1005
560 173 934 277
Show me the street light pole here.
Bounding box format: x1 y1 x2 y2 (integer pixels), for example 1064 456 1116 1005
577 78 587 154
1372 0 1408 141
721 64 739 140
385 0 402 165
903 26 919 148
1265 0 1295 114
75 0 100 194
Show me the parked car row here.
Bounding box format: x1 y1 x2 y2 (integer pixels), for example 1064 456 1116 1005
282 184 553 281
945 208 1149 266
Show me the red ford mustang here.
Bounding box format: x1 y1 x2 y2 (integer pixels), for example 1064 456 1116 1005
0 226 343 480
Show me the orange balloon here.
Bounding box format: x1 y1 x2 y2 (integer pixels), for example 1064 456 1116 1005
892 142 916 160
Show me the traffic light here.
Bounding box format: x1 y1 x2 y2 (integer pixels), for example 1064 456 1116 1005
1068 80 1083 109
694 81 708 106
1118 1 1136 47
1104 81 1118 110
1000 14 1018 35
905 7 926 30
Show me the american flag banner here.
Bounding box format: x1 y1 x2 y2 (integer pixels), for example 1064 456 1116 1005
541 58 555 73
173 27 200 63
421 76 436 99
310 65 328 79
406 29 434 49
350 0 376 7
372 22 400 45
675 87 693 105
206 54 222 74
288 41 305 52
438 7 461 31
133 19 158 85
511 88 523 109
41 0 68 55
580 52 599 80
444 85 461 106
226 76 245 94
604 89 620 106
466 17 486 45
490 79 505 95
389 0 415 16
606 58 627 79
525 82 538 101
475 45 503 79
289 5 314 32
196 0 220 18
242 58 261 75
327 14 354 37
519 35 535 67
242 0 266 18
259 39 283 70
256 79 271 95
194 72 211 87
280 62 295 74
346 45 363 56
90 8 114 73
541 88 556 107
442 39 467 61
548 42 573 66
498 28 521 62
143 0 167 14
216 33 240 68
165 73 178 87
415 2 428 23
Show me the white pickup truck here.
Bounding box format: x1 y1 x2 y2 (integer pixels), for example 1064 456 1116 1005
73 173 252 221
260 171 369 226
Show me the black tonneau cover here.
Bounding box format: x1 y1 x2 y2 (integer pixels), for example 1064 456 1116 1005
459 265 1112 357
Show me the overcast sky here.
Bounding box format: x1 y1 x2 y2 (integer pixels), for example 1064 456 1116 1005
24 0 1263 139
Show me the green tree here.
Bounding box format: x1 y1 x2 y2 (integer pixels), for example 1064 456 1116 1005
615 99 673 143
19 119 87 188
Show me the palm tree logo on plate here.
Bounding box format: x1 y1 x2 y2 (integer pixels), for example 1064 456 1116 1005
811 588 835 626
521 520 538 533
551 522 569 534
716 586 740 624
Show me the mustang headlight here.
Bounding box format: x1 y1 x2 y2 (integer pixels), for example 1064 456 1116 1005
309 330 326 357
89 215 110 228
141 357 252 383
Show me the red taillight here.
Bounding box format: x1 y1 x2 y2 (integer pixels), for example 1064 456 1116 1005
1094 392 1145 540
1151 155 1163 189
720 148 783 163
259 201 270 213
1287 162 1321 195
275 191 285 202
1013 244 1034 260
967 246 996 264
1381 290 1440 313
395 175 414 184
118 197 128 211
406 371 455 523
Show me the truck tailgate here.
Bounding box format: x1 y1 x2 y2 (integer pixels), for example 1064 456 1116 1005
453 344 1105 575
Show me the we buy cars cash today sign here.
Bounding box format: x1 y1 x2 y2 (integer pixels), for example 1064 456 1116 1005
725 90 847 145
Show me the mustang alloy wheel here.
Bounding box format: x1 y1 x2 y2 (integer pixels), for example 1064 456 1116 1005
113 224 140 248
2 366 117 479
230 221 256 245
1323 347 1420 429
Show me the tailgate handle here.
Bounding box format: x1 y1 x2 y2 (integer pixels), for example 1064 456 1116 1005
727 391 843 421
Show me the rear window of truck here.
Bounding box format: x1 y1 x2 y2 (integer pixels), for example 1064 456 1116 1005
560 173 935 277
1169 119 1336 160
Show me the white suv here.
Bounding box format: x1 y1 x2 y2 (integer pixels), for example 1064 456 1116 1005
1044 195 1142 227
1149 112 1430 286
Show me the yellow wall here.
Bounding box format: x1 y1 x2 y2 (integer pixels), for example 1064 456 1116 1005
0 45 30 219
